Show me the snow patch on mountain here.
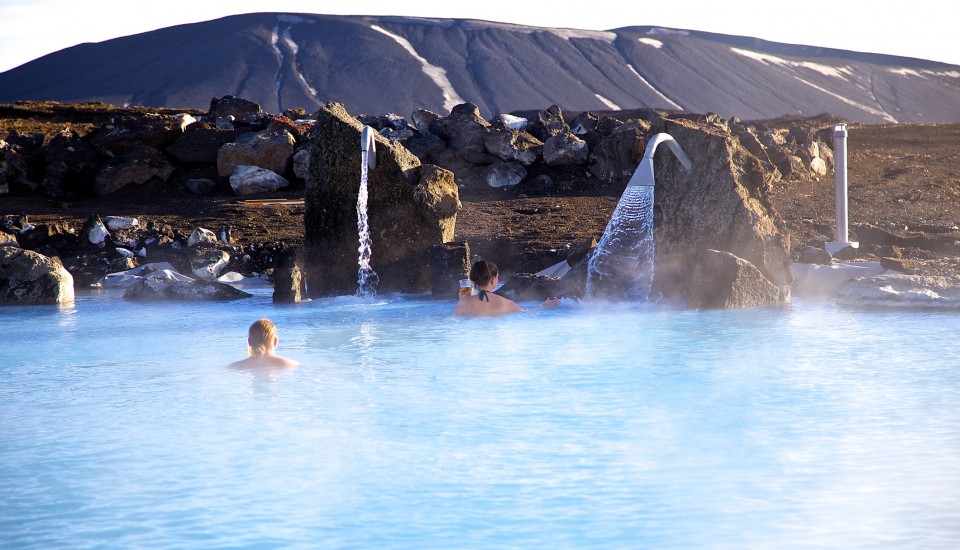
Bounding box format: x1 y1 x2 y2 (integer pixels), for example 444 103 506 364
645 28 690 37
549 29 617 42
638 38 664 49
272 17 318 101
282 27 299 54
595 94 620 110
794 76 897 123
270 24 285 108
455 19 615 42
627 64 683 110
731 47 852 79
889 67 960 78
370 24 464 112
283 27 318 98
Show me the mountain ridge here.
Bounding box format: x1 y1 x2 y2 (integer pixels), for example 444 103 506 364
2 13 958 123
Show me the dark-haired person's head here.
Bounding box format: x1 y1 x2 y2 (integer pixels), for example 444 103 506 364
469 260 498 287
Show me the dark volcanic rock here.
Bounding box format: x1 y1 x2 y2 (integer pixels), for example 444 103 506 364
0 246 75 305
528 105 570 142
41 129 99 197
429 241 470 299
273 247 305 303
94 146 175 195
498 273 561 302
90 113 183 155
167 121 244 164
430 103 490 152
648 117 792 307
217 129 296 178
209 95 264 124
589 121 648 184
688 249 787 309
303 102 460 296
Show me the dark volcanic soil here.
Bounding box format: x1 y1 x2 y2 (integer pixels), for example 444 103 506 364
3 103 960 281
770 123 960 243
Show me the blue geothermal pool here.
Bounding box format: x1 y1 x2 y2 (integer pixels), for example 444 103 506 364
2 287 959 548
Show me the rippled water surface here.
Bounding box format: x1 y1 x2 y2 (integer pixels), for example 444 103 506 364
2 288 959 548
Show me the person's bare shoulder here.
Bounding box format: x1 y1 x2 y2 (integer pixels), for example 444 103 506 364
229 355 300 369
496 294 522 313
268 356 300 368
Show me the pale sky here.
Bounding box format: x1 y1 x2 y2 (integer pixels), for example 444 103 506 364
0 0 957 73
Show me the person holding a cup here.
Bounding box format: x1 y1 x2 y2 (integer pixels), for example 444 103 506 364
454 260 559 317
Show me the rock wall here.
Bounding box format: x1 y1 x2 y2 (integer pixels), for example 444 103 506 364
0 246 75 305
1 98 836 304
303 103 460 296
647 116 793 307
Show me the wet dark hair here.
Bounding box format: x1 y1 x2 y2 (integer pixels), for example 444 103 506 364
469 260 498 286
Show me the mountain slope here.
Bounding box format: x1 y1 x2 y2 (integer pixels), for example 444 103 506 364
1 13 958 123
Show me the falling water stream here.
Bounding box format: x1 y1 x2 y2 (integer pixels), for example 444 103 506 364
585 133 691 302
356 148 379 297
586 185 656 301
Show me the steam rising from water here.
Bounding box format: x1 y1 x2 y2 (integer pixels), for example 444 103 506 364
586 185 655 301
2 293 959 547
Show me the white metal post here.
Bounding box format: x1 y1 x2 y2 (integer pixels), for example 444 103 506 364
825 123 858 255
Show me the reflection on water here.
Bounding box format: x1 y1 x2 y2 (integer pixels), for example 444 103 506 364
1 290 959 548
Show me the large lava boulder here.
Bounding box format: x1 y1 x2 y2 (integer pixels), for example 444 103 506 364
304 102 461 296
41 129 99 197
647 117 792 307
0 246 75 305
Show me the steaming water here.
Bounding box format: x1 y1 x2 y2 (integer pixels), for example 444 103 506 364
2 289 959 548
356 149 379 297
587 185 655 300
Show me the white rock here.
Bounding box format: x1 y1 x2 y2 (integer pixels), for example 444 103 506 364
837 274 960 309
187 227 218 247
497 114 529 131
791 261 888 296
179 113 197 131
100 262 180 288
809 157 827 177
485 163 526 188
104 216 139 230
87 218 110 245
192 250 231 280
229 165 290 196
293 148 311 180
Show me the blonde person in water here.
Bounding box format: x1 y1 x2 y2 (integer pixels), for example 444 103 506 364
229 318 299 368
454 260 559 317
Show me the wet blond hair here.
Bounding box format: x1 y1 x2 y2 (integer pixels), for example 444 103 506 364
247 318 278 357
